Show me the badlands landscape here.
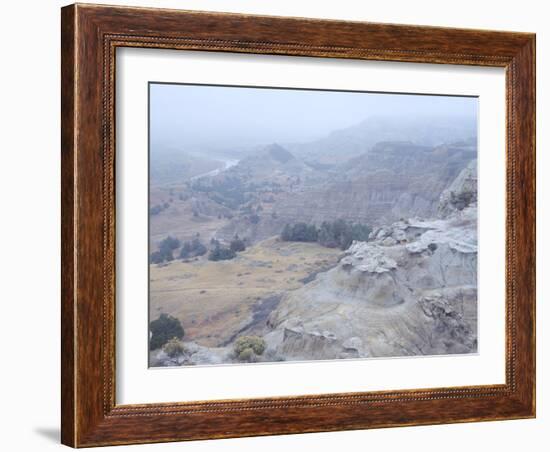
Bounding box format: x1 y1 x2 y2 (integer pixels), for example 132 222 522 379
148 110 479 367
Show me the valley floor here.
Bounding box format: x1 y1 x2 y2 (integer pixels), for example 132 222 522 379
149 237 341 348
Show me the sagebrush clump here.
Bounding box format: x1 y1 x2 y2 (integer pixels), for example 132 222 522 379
234 335 266 362
162 337 185 357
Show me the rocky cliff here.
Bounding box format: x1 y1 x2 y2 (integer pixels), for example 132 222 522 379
209 140 477 246
263 161 478 360
264 140 476 229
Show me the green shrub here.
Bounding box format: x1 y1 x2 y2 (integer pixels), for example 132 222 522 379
208 244 236 261
149 314 184 350
230 236 246 252
162 337 185 357
282 220 371 250
150 235 181 264
149 251 164 264
234 335 266 362
179 241 191 258
281 222 318 242
179 238 207 259
350 223 372 242
319 218 373 249
159 236 180 255
192 239 207 256
238 347 257 362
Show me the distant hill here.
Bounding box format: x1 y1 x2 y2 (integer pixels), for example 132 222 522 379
265 140 476 228
196 143 321 197
234 143 307 175
287 116 477 165
265 143 295 164
150 117 478 246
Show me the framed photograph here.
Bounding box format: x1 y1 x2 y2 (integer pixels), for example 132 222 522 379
61 3 535 447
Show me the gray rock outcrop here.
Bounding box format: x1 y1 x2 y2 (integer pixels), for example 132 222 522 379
438 159 477 217
150 341 230 367
263 163 478 361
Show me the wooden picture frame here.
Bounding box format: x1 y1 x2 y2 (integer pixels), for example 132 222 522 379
61 3 535 447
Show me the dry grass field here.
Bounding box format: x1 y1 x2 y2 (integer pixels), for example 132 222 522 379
149 186 229 245
149 237 341 347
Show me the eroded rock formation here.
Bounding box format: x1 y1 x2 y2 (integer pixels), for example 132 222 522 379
264 161 478 360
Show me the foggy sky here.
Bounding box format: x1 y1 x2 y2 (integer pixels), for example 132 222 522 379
149 83 478 154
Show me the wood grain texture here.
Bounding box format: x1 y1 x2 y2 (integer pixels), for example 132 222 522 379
60 3 536 447
60 5 76 447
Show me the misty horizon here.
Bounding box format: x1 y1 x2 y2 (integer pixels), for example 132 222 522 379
150 83 478 156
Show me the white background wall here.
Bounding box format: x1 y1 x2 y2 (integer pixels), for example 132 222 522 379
0 1 545 450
